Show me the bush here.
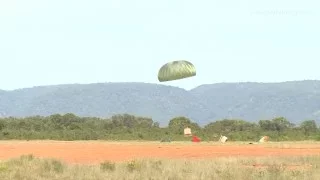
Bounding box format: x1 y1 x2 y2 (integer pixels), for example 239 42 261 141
100 161 116 171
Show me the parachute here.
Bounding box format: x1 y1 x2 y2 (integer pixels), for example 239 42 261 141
191 135 201 143
219 135 228 143
259 136 269 143
158 60 196 82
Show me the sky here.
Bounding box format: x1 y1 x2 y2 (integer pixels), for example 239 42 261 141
0 0 319 91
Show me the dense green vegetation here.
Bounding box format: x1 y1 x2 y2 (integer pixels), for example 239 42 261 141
0 113 319 141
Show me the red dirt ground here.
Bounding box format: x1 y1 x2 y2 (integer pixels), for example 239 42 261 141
0 141 320 164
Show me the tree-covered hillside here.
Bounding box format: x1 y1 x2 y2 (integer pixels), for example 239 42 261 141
1 80 320 126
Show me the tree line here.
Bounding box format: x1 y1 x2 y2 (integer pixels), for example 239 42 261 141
0 113 319 141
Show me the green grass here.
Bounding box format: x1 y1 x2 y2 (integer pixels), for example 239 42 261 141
0 154 319 180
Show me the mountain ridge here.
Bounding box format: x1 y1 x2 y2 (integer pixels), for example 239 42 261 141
1 80 320 126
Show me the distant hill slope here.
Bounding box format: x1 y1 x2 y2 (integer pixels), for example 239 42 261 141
1 80 320 126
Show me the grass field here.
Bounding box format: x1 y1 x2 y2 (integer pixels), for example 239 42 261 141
0 140 320 179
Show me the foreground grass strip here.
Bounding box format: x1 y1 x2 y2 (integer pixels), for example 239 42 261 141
0 154 319 180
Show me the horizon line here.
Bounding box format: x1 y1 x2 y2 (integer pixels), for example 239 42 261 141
1 79 320 92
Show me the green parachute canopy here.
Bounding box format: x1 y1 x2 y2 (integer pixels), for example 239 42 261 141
158 60 196 82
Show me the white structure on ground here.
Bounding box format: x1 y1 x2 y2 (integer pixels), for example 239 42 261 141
259 136 269 143
219 135 228 143
184 127 192 136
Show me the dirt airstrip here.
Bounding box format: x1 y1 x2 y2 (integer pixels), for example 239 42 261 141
0 141 320 164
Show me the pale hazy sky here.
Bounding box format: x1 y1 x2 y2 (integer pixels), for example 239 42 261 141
0 0 319 90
